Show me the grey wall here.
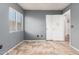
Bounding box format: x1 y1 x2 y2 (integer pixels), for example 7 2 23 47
63 3 79 50
1 3 78 54
24 10 62 40
0 3 24 54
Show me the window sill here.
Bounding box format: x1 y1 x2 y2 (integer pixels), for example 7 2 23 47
9 30 23 34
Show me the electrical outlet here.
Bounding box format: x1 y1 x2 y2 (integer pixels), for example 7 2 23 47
0 45 3 49
41 35 43 37
37 35 39 37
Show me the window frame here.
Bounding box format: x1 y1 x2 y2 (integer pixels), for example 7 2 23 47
16 11 23 31
9 7 17 33
9 7 23 33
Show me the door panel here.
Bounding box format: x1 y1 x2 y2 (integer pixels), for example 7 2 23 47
46 15 65 41
46 15 53 40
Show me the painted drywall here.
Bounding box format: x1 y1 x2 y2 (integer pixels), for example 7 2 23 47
24 10 62 40
63 3 79 50
0 3 24 54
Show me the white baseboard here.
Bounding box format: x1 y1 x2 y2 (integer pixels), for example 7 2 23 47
3 40 24 55
70 44 79 52
24 40 46 42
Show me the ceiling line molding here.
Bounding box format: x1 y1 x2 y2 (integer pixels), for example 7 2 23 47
18 3 70 10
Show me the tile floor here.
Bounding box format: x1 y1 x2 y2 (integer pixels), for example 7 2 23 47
6 40 79 55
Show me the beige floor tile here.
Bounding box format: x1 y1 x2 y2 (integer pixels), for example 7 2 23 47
6 40 79 55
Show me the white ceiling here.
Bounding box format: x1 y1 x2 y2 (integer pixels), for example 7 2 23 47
18 3 70 10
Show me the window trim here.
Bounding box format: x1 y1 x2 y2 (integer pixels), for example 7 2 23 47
9 7 23 33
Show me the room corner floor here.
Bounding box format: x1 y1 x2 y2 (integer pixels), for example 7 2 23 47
6 40 79 55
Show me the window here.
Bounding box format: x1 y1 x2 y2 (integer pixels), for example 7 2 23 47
9 7 23 33
9 7 16 32
16 11 23 31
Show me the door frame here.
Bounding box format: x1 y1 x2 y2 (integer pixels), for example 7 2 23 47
63 9 71 45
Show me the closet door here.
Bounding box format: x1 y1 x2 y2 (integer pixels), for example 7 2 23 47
46 15 53 40
46 15 65 41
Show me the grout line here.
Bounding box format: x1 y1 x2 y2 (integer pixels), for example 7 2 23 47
3 40 24 55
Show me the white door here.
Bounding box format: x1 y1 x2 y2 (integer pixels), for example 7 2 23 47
46 15 65 41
